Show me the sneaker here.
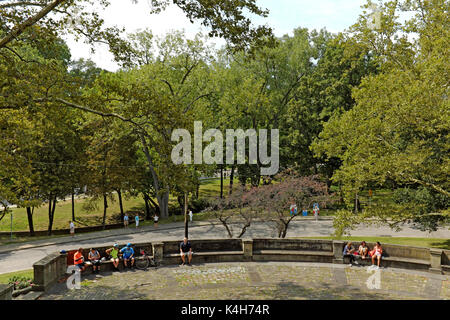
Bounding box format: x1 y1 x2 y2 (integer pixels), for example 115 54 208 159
348 264 353 267
180 263 185 266
354 260 359 265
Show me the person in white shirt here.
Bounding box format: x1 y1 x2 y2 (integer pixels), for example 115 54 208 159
188 210 193 222
69 221 75 237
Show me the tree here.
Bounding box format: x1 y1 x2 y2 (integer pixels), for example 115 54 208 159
312 0 450 234
249 171 333 238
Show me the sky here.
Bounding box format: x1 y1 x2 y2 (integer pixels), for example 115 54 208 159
65 0 369 71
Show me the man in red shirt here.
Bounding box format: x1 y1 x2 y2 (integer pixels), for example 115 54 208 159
74 248 86 272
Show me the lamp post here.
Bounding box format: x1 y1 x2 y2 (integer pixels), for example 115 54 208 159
184 192 188 238
10 209 13 240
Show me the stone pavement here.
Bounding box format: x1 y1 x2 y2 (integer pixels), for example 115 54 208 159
39 262 449 300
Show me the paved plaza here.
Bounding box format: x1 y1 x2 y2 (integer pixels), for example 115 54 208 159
40 262 449 300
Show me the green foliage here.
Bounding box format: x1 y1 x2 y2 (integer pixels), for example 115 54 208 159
8 275 34 290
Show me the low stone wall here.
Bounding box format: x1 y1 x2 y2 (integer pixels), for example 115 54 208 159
0 284 13 300
32 238 450 293
33 252 67 292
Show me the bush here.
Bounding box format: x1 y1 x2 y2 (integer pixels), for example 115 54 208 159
190 198 212 212
8 275 34 290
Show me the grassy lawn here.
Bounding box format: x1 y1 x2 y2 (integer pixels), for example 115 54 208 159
0 269 33 284
302 236 450 250
0 178 228 233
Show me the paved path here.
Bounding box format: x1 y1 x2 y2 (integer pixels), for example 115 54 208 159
0 219 449 275
39 262 450 300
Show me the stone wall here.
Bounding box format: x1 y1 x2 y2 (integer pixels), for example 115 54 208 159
32 238 450 293
0 284 13 300
33 252 67 292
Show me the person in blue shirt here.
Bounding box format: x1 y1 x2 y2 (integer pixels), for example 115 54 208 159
120 243 135 268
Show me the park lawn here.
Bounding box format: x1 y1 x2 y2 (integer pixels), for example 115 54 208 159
302 236 450 250
0 269 34 284
0 179 226 232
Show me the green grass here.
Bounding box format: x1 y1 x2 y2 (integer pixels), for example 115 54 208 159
0 178 228 233
302 236 450 249
0 269 34 284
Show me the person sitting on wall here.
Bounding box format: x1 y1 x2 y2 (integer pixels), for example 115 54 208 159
180 237 193 266
120 243 135 269
370 242 383 268
74 248 86 272
343 242 358 266
358 241 369 259
106 243 120 271
88 248 102 274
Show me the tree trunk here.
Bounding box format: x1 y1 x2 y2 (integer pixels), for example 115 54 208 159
157 191 169 219
102 194 108 230
354 192 361 213
237 222 251 238
117 189 124 221
184 192 188 238
219 217 233 238
71 192 75 221
47 195 57 236
229 165 235 195
220 166 224 198
26 207 34 236
143 193 151 220
195 183 200 199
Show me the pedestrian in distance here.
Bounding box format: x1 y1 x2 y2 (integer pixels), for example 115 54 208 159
135 214 139 228
154 214 159 228
69 221 75 237
124 213 129 228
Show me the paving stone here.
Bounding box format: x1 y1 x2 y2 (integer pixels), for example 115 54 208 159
39 262 445 300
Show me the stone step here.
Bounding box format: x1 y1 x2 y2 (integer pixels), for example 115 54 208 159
14 291 43 300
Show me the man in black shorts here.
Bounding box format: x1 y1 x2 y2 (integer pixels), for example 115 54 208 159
180 237 192 266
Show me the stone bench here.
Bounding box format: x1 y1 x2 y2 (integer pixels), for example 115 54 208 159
161 239 245 265
253 250 334 263
252 239 334 263
338 242 433 271
69 244 154 273
344 254 431 270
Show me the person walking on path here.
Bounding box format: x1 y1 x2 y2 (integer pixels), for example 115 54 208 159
154 214 159 228
135 214 139 228
124 213 129 228
69 221 75 238
188 210 193 222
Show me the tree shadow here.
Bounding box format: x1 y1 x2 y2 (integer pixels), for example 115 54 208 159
430 239 450 250
268 281 400 300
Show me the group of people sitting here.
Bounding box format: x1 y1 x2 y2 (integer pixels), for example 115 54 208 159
343 241 384 268
73 242 137 274
72 237 194 274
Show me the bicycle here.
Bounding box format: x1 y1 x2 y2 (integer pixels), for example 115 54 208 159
135 248 159 270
